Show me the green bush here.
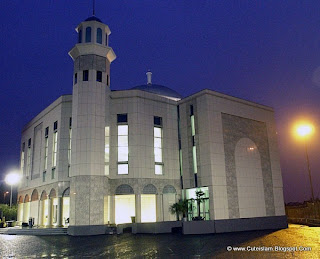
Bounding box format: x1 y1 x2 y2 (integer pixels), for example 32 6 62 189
0 204 17 221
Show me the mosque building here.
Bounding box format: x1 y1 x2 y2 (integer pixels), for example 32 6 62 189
17 15 287 235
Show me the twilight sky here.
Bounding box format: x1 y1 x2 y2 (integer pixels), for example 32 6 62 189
1 1 320 203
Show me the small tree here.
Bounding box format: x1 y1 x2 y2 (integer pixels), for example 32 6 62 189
191 190 205 221
169 199 189 221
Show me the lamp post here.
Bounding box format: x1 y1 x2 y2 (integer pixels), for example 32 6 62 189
296 124 315 201
5 172 21 208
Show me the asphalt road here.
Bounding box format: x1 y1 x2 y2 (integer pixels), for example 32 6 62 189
0 224 319 258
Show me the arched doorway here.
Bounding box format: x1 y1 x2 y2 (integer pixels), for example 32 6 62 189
30 189 39 225
235 138 266 218
62 188 70 226
39 190 48 226
49 189 57 226
17 196 24 223
23 194 30 223
141 184 157 222
114 184 135 224
163 185 176 221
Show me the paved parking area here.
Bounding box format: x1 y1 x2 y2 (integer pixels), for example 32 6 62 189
0 224 319 258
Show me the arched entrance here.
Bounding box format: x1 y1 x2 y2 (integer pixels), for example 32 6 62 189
17 196 24 223
39 190 48 226
115 184 135 224
23 194 30 223
163 185 176 221
49 188 57 226
141 184 157 223
62 188 70 226
30 189 39 225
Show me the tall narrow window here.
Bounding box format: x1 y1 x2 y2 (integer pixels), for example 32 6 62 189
190 105 198 186
74 73 77 84
68 118 72 172
26 138 31 179
107 74 109 86
85 27 91 42
117 114 128 175
52 121 58 169
21 142 25 175
154 116 163 175
96 71 102 82
44 127 49 171
83 70 89 81
97 28 102 44
78 29 82 43
105 126 110 175
105 34 108 46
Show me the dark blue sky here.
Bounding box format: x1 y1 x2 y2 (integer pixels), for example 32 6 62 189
1 1 320 203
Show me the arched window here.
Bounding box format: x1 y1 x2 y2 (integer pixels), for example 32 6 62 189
97 28 102 44
78 29 82 43
85 27 92 42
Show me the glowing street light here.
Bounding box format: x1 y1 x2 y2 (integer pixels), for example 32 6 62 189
5 172 21 207
295 123 315 202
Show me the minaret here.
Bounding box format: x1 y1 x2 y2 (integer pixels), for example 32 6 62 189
68 15 116 235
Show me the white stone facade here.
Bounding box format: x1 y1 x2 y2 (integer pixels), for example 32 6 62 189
17 16 286 235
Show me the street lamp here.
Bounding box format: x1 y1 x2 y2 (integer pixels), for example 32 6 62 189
5 172 21 207
295 123 315 201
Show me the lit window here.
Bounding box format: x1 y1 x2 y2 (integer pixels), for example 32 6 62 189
78 29 82 43
26 138 31 179
118 164 128 175
117 115 128 175
105 126 110 175
52 121 58 167
154 117 163 175
85 27 91 42
83 70 89 81
97 28 102 44
44 127 49 170
21 143 25 175
96 71 102 82
192 146 197 174
191 115 195 136
68 118 72 166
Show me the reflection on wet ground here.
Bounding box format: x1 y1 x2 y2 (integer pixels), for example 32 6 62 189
0 224 319 258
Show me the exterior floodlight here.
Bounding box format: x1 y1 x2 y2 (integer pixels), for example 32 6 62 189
5 172 21 207
296 124 313 137
293 122 315 202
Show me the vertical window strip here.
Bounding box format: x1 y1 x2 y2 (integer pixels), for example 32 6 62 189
154 116 163 175
52 121 58 168
190 105 198 187
105 126 110 175
68 118 72 165
177 106 183 188
21 143 25 175
27 139 31 179
117 115 128 174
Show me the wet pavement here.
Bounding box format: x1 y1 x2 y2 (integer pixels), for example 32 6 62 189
0 224 319 258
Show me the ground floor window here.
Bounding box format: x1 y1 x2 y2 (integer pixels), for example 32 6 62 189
185 187 210 221
141 194 156 223
115 195 135 224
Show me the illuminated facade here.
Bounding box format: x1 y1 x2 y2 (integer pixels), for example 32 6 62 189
17 16 287 235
